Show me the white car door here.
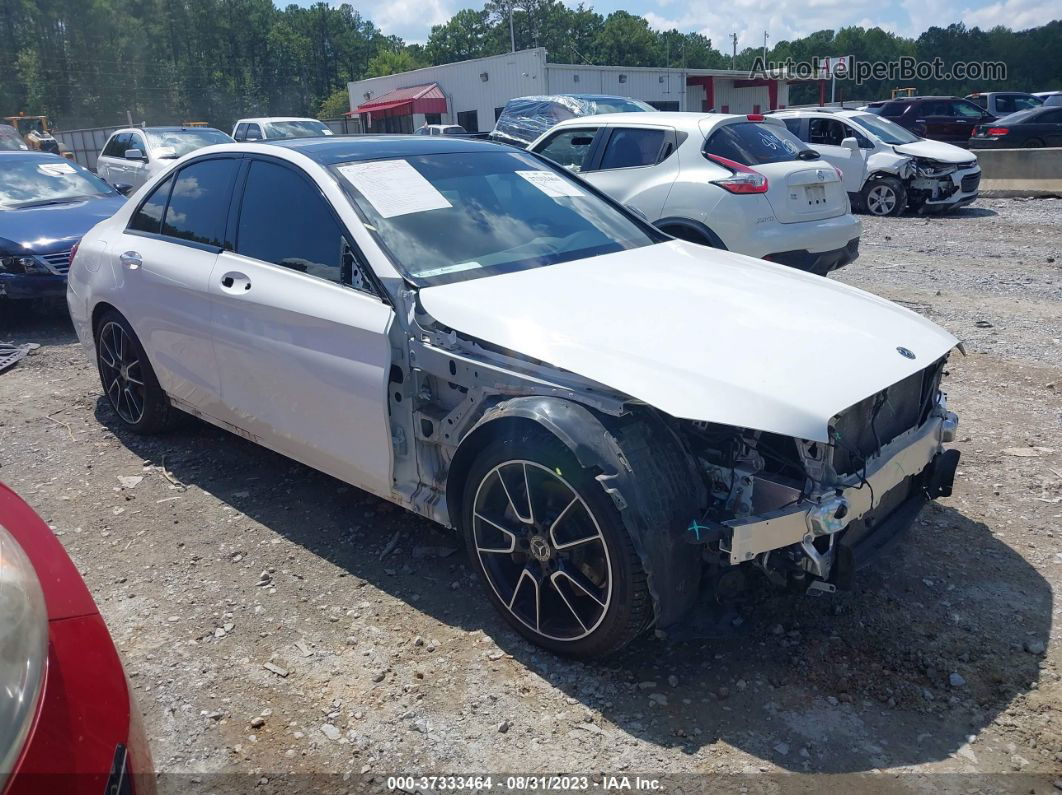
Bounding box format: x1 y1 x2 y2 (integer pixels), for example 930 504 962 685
208 157 394 496
579 125 679 221
97 132 130 186
125 131 151 188
114 156 239 417
805 117 867 194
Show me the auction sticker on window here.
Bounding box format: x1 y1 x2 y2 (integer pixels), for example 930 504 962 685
516 170 585 198
338 160 451 218
37 162 76 176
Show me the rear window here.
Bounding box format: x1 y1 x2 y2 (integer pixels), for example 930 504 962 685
703 122 800 166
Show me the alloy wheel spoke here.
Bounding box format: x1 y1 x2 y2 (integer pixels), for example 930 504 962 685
496 465 532 524
548 575 589 633
553 563 608 608
508 566 541 632
474 511 518 553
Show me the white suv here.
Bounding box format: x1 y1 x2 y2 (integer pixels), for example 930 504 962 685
529 112 861 275
231 118 334 142
96 126 233 192
774 108 981 216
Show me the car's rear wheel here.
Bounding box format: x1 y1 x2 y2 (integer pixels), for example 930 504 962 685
95 311 175 434
461 428 651 658
1024 138 1045 148
861 177 906 216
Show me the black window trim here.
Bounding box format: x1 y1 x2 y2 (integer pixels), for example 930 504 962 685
586 125 677 172
124 153 244 254
229 154 385 301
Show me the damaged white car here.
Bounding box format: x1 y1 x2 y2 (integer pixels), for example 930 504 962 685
776 108 981 216
67 137 961 658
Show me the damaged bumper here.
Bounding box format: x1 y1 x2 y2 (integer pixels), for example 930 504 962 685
720 406 959 576
911 163 981 209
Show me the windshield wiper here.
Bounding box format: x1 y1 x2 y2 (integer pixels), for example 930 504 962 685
12 195 95 209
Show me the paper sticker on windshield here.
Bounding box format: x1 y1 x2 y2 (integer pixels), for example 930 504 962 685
338 160 451 218
37 162 76 177
516 170 585 198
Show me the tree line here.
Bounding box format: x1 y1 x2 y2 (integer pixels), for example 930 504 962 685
0 0 1058 131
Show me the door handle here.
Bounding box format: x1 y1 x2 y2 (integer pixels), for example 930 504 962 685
119 251 142 270
220 271 251 291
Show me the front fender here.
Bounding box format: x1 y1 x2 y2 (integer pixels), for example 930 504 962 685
450 397 705 628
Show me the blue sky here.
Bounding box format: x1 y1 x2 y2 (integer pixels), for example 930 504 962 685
277 0 1058 46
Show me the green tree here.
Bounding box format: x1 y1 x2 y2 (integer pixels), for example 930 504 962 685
427 9 494 64
366 48 427 78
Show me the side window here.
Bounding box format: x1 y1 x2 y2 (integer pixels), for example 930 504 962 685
535 128 598 172
127 133 146 156
967 95 987 109
161 158 239 247
236 160 370 291
234 123 248 142
105 132 129 158
809 118 845 145
246 124 263 140
951 101 983 118
128 175 174 234
598 128 667 170
783 118 804 139
994 96 1015 114
842 123 873 147
102 134 119 157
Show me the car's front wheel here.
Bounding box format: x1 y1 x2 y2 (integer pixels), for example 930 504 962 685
461 428 652 658
861 177 906 216
95 310 175 434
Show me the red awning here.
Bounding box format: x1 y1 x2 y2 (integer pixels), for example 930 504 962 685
353 83 448 118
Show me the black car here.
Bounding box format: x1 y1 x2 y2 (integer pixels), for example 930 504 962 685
969 106 1062 148
863 96 995 145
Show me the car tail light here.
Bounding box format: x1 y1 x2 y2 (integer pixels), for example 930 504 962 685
833 165 844 180
704 153 769 194
0 525 48 777
69 239 81 267
987 127 1009 136
746 113 765 121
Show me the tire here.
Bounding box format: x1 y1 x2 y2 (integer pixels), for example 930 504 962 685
1024 138 1045 148
94 310 176 434
860 177 907 217
461 427 652 658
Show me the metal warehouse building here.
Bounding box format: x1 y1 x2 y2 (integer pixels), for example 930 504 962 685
347 48 793 134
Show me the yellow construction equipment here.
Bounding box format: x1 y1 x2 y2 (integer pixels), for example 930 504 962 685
3 113 74 159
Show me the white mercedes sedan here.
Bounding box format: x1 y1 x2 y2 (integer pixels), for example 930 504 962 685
67 136 961 658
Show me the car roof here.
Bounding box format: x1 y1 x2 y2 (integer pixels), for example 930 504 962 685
236 117 320 124
549 111 759 131
111 126 225 135
264 135 512 164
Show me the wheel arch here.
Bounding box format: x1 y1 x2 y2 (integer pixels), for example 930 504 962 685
447 396 706 628
654 217 728 249
91 300 121 337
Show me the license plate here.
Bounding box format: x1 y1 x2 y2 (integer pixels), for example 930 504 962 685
805 184 826 205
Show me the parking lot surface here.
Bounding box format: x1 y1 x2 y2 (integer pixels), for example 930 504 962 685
1 198 1060 792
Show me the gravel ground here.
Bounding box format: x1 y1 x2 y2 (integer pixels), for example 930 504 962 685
1 198 1060 794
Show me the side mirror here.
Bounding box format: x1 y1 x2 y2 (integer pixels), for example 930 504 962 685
124 148 145 161
113 183 134 196
840 136 860 153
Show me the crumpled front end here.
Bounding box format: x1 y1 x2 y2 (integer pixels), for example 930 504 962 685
908 157 981 211
681 356 959 593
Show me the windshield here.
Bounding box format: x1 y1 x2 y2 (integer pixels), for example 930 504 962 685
588 98 655 114
336 150 660 286
147 128 232 158
993 108 1042 125
852 113 921 144
265 120 331 139
0 157 116 209
0 127 26 151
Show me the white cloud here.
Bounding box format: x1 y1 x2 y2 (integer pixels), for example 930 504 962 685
328 0 458 43
961 0 1059 30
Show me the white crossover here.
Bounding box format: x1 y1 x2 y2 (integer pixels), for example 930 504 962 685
774 108 981 216
528 111 861 275
96 126 233 192
67 136 961 658
231 117 334 142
